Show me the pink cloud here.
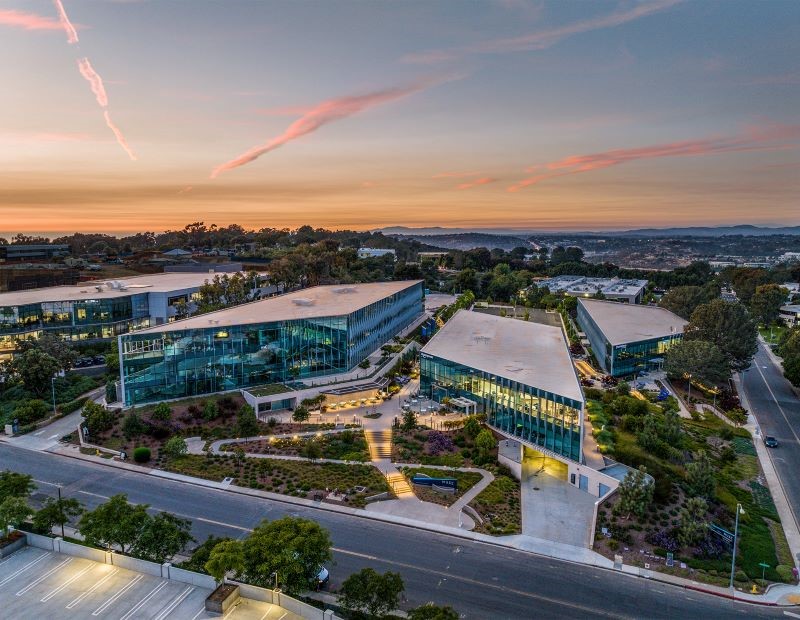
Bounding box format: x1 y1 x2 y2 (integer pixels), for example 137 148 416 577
78 58 108 107
432 170 483 179
403 0 682 63
103 111 137 161
254 105 315 117
53 0 79 44
177 186 193 194
211 76 453 178
0 9 62 31
508 124 800 192
457 177 497 190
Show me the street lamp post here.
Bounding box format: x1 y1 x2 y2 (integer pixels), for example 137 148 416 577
686 373 693 404
57 485 65 539
51 376 57 416
729 502 744 592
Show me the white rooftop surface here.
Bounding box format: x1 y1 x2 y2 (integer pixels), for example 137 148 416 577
0 271 260 306
421 309 583 403
579 298 687 346
134 280 423 334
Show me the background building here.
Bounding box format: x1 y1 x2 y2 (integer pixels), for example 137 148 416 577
419 309 584 462
357 248 396 260
118 280 424 406
0 271 270 359
577 298 686 377
534 275 648 304
779 304 800 326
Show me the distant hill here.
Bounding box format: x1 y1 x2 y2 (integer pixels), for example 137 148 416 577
390 232 532 251
378 225 800 238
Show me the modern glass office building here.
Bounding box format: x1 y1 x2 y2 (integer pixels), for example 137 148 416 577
0 272 265 359
119 280 424 406
577 298 686 377
420 310 584 462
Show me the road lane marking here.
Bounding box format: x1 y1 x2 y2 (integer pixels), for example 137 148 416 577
92 573 143 615
16 557 73 596
66 567 118 609
783 612 800 619
48 434 60 440
153 585 195 620
119 580 169 620
0 552 52 587
753 362 800 444
41 562 95 601
78 490 113 500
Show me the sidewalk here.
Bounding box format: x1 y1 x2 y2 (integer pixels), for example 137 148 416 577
42 443 800 607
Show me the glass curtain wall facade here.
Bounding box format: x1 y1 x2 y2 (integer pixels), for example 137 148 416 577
0 295 151 357
120 281 423 406
577 302 683 377
420 354 582 461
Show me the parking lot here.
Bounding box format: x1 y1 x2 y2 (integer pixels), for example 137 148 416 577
1 547 302 620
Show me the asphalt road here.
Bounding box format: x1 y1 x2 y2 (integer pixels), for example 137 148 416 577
741 342 800 552
0 444 782 619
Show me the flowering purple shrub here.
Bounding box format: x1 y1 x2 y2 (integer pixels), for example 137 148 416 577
426 431 455 455
646 530 681 553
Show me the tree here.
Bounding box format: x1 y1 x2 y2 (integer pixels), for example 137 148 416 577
664 339 730 385
401 409 417 431
237 405 259 442
292 405 310 425
339 568 405 618
203 400 219 421
462 416 481 439
685 300 758 371
779 329 800 387
677 497 708 548
78 494 150 553
205 539 245 583
239 517 333 594
13 399 50 425
750 284 788 325
475 429 495 458
0 496 33 538
152 402 172 422
408 604 460 620
10 349 60 397
32 496 83 535
658 285 718 320
15 332 78 372
301 439 323 462
122 412 146 439
162 436 188 460
0 470 35 503
616 466 653 520
685 452 716 500
82 401 115 436
132 512 194 563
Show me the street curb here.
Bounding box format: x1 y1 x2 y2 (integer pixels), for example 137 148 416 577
39 444 799 608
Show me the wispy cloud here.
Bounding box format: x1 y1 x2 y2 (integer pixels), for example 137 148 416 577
457 177 497 190
53 0 79 44
508 124 800 192
254 105 315 117
103 111 137 160
403 0 682 63
432 171 482 179
211 76 456 178
78 58 108 107
0 9 62 31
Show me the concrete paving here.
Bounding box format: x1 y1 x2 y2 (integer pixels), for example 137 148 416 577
521 454 596 548
0 546 301 620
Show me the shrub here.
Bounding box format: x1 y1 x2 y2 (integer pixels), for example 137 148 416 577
59 397 89 415
776 565 794 583
152 402 172 422
133 447 151 463
13 399 51 424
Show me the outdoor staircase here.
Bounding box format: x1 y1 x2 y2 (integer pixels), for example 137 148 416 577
385 470 414 498
364 429 393 460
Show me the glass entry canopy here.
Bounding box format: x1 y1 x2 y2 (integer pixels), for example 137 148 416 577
421 354 582 462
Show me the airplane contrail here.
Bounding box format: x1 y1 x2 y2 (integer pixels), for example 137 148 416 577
77 58 108 107
53 0 78 44
104 111 137 161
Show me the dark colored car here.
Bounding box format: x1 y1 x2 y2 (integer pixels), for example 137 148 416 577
764 436 779 448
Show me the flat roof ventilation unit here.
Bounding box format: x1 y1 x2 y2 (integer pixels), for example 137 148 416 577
292 298 315 306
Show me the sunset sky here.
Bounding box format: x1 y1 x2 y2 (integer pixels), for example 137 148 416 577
1 0 799 235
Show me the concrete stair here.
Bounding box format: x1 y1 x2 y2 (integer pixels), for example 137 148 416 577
385 471 414 498
365 430 393 460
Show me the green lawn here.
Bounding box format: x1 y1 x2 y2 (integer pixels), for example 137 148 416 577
759 325 787 346
247 383 293 397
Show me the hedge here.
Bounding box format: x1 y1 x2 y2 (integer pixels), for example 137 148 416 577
133 446 151 463
59 397 89 415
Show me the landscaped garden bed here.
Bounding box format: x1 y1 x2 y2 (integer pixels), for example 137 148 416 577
399 466 483 507
221 429 370 461
164 454 389 507
468 464 521 535
392 425 496 468
588 388 795 589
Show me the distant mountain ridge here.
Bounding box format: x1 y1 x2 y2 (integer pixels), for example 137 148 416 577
378 224 800 238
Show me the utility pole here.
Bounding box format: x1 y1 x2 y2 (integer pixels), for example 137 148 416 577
729 502 744 593
57 485 65 539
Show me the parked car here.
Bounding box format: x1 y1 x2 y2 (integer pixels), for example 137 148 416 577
316 566 330 589
764 436 779 448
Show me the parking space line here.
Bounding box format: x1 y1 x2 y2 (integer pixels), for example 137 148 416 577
118 580 169 620
41 562 95 602
190 607 206 620
153 585 195 620
92 573 144 616
0 547 33 567
15 557 73 596
258 605 276 620
277 612 288 620
66 568 118 609
0 552 52 588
